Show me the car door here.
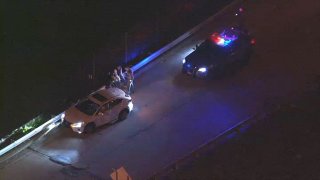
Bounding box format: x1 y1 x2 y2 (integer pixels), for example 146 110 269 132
108 99 123 121
95 103 112 126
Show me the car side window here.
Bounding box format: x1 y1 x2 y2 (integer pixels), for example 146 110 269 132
100 103 109 112
108 99 122 109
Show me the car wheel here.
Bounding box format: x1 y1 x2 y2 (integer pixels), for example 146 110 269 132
84 123 95 134
118 109 129 121
62 120 70 128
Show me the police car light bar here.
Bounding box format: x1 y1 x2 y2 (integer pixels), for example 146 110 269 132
210 31 238 47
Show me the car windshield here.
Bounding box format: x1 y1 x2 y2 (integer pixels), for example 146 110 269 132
203 40 230 56
75 99 99 116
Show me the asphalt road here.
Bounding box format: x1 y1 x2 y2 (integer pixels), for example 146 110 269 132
1 0 319 179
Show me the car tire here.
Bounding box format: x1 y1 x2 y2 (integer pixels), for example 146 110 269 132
62 120 70 128
118 109 129 121
84 123 95 134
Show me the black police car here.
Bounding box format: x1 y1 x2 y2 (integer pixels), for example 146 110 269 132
182 27 255 78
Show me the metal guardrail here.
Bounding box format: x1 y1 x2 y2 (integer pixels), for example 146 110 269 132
0 113 63 157
0 0 243 159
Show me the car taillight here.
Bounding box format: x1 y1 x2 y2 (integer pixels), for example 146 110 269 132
250 38 256 45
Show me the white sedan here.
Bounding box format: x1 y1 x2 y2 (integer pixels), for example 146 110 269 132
62 87 133 134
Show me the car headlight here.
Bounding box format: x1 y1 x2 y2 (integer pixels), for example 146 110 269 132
182 59 186 64
61 113 65 121
71 122 84 128
128 100 133 111
198 67 207 73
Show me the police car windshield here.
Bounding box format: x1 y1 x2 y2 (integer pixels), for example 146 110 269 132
202 40 231 56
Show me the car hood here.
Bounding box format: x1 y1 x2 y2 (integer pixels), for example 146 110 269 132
186 49 212 66
64 106 93 124
186 49 226 68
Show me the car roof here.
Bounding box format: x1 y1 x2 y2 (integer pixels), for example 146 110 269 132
88 87 129 105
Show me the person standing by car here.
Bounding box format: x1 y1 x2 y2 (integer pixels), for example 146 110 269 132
111 69 121 88
116 65 125 82
124 66 134 94
105 72 113 88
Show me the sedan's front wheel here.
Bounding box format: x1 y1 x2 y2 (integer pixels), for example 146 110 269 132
84 123 96 134
118 110 129 121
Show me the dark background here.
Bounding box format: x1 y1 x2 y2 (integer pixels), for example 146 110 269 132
1 0 232 138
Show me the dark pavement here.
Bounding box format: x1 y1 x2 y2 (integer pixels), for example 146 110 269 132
164 94 320 180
